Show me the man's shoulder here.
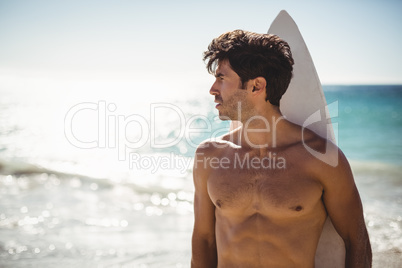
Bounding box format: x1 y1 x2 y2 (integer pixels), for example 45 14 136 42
195 131 239 156
276 124 337 159
298 128 352 184
300 128 336 154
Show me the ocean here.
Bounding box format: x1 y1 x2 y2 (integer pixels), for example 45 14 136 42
0 84 401 267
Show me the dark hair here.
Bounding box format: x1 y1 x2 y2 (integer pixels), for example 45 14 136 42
203 30 294 106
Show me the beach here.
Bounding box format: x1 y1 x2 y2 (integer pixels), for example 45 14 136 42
0 85 401 267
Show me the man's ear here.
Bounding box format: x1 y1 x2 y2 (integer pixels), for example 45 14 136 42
251 77 267 94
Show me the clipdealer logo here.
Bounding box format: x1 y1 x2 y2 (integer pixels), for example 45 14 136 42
63 101 226 166
64 100 339 171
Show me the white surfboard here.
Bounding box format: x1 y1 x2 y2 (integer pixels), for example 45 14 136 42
230 10 345 268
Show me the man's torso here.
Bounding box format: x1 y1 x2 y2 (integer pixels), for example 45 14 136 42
205 138 328 267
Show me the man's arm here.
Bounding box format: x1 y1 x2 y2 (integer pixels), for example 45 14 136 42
191 145 218 268
318 146 372 267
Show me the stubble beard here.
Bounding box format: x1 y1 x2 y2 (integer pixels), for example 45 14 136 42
218 90 249 121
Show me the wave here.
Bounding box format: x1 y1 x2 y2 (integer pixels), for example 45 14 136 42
0 157 100 180
0 156 194 197
2 157 400 178
349 159 402 180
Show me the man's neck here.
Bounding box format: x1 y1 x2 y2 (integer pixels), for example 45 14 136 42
238 105 288 151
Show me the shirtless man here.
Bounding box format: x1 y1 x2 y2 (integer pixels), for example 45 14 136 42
191 30 371 267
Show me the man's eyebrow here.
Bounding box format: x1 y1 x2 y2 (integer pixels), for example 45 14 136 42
214 72 224 78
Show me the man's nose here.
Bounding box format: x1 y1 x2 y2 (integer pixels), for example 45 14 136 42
209 81 219 96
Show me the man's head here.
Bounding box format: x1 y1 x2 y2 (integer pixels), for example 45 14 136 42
203 30 294 106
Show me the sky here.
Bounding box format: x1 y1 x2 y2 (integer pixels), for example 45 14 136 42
0 0 401 96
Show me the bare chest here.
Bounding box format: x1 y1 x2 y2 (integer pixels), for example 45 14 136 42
207 160 323 215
